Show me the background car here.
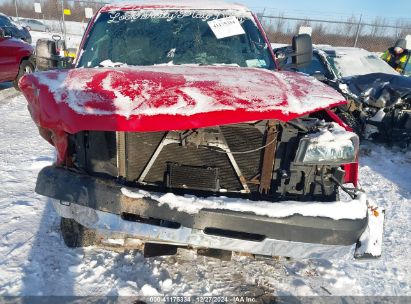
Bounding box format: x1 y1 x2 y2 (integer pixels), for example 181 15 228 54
0 27 35 90
0 13 31 44
274 45 411 147
19 18 50 32
315 46 398 78
273 45 398 80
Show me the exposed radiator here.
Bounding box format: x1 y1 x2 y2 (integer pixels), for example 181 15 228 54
166 163 220 192
115 125 264 192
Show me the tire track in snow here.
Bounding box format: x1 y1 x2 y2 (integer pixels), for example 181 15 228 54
0 88 21 103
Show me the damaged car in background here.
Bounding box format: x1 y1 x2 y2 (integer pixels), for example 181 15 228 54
20 1 384 260
274 46 411 148
343 73 411 146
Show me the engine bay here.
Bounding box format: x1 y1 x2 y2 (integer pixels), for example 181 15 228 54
68 116 358 202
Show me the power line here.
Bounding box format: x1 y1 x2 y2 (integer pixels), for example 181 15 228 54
249 6 411 24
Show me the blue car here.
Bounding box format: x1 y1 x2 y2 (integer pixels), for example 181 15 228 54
0 13 31 44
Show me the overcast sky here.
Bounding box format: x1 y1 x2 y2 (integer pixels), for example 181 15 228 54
235 0 411 22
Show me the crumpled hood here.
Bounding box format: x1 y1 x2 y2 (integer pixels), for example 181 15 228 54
20 65 345 133
346 72 411 104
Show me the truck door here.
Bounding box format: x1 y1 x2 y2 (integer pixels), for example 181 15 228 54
0 29 20 82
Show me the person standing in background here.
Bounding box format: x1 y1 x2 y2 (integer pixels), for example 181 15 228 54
381 39 410 73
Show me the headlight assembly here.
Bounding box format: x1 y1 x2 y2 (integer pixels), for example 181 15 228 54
295 126 359 165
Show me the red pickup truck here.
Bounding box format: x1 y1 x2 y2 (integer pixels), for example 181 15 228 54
20 1 383 260
0 27 34 89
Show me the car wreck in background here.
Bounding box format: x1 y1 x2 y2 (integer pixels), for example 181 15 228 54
345 73 411 146
274 45 411 148
19 1 383 260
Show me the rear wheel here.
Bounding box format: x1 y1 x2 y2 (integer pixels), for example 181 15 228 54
60 217 99 248
13 60 34 91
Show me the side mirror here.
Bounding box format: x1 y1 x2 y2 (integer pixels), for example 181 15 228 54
0 28 5 39
36 38 73 71
292 34 313 68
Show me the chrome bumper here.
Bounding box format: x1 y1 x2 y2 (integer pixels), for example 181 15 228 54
52 200 358 260
36 166 374 260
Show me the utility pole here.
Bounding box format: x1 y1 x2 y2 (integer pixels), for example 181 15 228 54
354 14 363 47
14 0 19 19
260 8 266 23
61 0 67 45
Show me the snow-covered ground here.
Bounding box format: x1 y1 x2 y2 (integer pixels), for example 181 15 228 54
0 87 410 297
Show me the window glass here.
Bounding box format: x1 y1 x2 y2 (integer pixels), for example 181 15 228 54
298 53 331 78
78 10 275 69
325 55 341 78
0 16 12 27
403 56 411 76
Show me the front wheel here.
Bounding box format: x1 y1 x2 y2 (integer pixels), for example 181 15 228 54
13 60 34 91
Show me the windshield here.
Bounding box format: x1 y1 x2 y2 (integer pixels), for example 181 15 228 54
297 53 334 79
78 10 275 69
328 48 399 78
403 56 411 76
324 55 341 78
0 15 12 27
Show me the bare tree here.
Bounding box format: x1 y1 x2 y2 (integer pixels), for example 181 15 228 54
0 0 105 22
342 15 358 37
273 13 286 34
394 19 411 39
370 17 388 37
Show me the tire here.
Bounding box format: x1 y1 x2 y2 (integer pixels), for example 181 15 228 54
60 217 99 248
13 60 34 91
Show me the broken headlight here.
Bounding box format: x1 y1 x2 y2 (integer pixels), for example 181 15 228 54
295 127 359 165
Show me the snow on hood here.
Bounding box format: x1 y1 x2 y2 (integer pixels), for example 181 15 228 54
327 47 399 78
20 65 345 133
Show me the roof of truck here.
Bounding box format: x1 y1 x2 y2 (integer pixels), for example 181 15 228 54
100 1 250 12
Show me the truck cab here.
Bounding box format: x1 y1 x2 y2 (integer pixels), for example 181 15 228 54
19 1 383 260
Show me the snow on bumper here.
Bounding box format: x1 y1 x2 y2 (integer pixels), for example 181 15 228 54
37 166 380 259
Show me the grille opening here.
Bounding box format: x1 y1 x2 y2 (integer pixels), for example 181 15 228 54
121 213 181 229
204 227 266 242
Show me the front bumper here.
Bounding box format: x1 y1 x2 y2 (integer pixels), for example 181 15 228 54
37 166 371 259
